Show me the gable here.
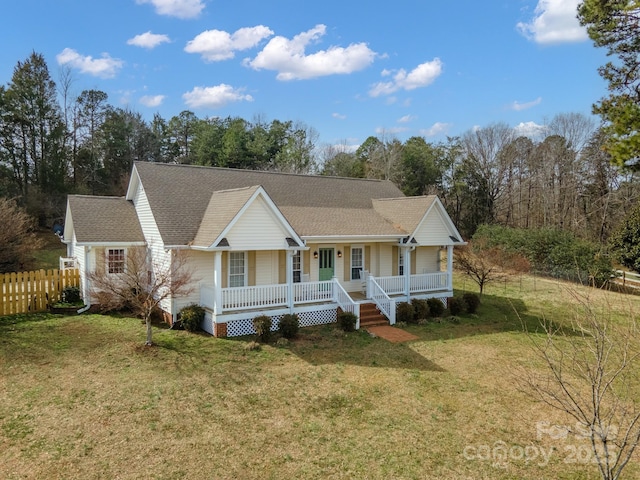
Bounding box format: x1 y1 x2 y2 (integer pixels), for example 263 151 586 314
412 200 463 245
225 195 294 250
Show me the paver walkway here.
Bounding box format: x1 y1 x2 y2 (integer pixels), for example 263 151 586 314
365 325 419 343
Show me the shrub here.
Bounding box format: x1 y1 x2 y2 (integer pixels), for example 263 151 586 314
337 311 358 332
253 315 273 342
179 304 205 332
411 299 430 322
244 341 261 351
278 313 300 339
427 298 445 317
462 293 481 314
62 286 82 304
396 302 415 324
447 297 466 316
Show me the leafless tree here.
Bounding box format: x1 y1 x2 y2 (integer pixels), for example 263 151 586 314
523 292 640 480
454 239 529 294
0 197 43 273
89 247 194 346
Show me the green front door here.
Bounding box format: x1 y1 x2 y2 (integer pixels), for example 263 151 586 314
319 248 334 281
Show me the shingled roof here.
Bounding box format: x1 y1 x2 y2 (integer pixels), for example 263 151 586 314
131 162 411 245
67 195 144 244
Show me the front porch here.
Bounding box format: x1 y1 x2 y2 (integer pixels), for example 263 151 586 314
199 272 452 337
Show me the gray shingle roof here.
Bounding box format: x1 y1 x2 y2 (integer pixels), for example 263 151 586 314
372 196 437 235
68 195 144 244
133 162 408 245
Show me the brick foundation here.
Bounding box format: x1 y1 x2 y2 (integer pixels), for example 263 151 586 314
213 322 227 338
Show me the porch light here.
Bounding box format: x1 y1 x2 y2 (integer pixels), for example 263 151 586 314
337 250 342 258
313 251 318 259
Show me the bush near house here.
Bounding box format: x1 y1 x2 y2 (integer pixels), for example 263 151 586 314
278 313 300 339
447 297 466 316
427 298 445 317
253 315 273 342
396 302 415 324
411 299 430 322
462 292 481 314
337 311 357 332
179 304 205 332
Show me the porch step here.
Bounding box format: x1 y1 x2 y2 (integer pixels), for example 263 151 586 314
359 302 389 327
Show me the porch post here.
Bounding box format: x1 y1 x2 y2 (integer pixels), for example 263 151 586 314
213 251 223 315
447 245 453 290
286 250 294 312
404 246 412 302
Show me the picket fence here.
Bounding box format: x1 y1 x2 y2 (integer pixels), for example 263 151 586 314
0 268 80 316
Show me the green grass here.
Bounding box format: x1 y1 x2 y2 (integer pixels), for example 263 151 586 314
30 229 66 271
1 274 639 479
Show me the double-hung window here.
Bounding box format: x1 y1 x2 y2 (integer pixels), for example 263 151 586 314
292 251 302 283
351 246 364 280
229 252 247 287
107 249 125 274
398 249 404 276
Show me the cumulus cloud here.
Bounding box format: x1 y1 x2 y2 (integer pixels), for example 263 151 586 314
375 126 407 135
510 97 542 111
127 31 171 49
136 0 204 19
420 122 452 137
398 114 416 124
140 95 166 107
514 121 548 139
183 84 253 109
517 0 587 44
369 59 443 97
185 26 273 61
246 24 376 80
56 48 123 78
332 113 347 120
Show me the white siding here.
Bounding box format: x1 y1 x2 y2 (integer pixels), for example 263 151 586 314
415 247 440 273
177 250 214 311
413 207 453 246
226 197 290 250
255 251 279 285
379 244 393 277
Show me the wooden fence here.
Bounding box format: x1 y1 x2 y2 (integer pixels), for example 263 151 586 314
0 269 80 316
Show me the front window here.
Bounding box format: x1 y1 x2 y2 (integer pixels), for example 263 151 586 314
292 251 301 283
399 249 404 276
229 251 246 287
107 249 125 274
351 246 364 280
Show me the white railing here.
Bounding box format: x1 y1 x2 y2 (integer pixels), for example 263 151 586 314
293 280 334 304
222 284 288 311
368 276 396 325
376 275 405 295
410 272 448 292
333 279 360 329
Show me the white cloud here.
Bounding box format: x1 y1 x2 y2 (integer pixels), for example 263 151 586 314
398 114 416 124
514 121 548 139
56 48 123 78
140 95 166 107
420 122 452 137
185 26 273 61
183 84 253 109
510 97 542 111
127 31 171 49
517 0 587 44
332 113 347 120
369 58 443 97
136 0 204 19
375 126 407 135
246 24 376 80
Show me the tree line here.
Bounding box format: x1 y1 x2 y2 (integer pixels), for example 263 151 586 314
1 52 639 248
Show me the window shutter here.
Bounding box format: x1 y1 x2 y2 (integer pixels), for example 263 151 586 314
392 246 398 275
343 246 351 282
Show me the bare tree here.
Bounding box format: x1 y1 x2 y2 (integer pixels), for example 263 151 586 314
0 197 43 273
454 239 529 294
523 292 640 480
88 248 194 346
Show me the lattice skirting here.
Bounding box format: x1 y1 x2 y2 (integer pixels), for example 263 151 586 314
224 307 337 337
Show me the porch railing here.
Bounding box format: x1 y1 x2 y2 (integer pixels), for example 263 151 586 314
410 272 448 292
375 275 404 295
333 279 360 329
223 284 288 311
293 280 334 304
368 276 396 325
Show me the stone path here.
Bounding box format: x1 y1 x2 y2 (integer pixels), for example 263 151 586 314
365 325 419 343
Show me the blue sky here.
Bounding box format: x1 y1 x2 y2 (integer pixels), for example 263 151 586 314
1 0 608 148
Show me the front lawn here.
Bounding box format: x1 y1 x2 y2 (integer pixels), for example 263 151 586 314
1 274 638 479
